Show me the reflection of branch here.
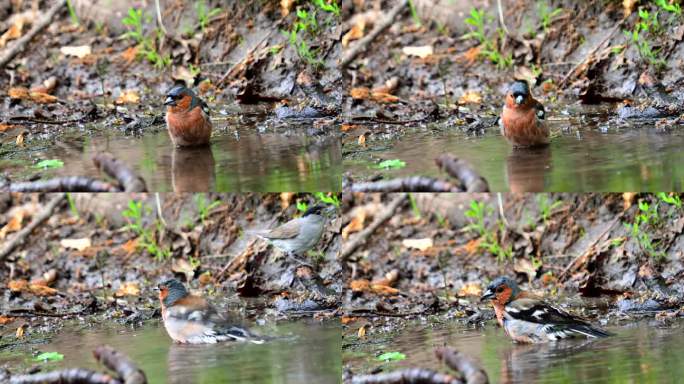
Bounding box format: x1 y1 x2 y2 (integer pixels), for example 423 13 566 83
435 155 489 192
9 345 147 384
339 194 406 261
0 194 64 261
93 153 147 192
346 176 460 192
435 347 489 384
351 368 461 384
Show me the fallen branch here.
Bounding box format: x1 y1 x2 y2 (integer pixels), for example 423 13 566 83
6 177 119 192
93 153 147 192
0 0 67 69
339 0 409 68
435 155 489 192
346 176 461 192
435 348 489 384
339 194 406 261
93 346 147 384
351 368 461 384
0 194 64 261
9 345 146 384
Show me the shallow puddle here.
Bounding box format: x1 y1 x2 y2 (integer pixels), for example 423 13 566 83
5 123 342 192
345 109 684 192
4 320 340 383
345 318 684 383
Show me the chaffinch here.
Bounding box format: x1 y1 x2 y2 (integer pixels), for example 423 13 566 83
158 279 264 344
250 205 330 266
480 276 611 343
500 80 549 147
164 85 212 147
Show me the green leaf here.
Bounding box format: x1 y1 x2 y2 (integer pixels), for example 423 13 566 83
33 159 64 169
377 352 406 362
34 352 64 362
374 159 406 170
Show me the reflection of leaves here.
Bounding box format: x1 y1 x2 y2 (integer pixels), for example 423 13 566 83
34 352 64 362
377 352 406 362
374 159 406 170
33 159 64 169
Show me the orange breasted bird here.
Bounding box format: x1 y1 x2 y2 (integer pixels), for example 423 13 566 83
480 276 611 343
500 80 549 147
164 86 213 147
158 279 264 344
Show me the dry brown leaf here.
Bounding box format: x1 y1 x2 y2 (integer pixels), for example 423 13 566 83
29 92 58 104
350 87 370 100
458 91 482 105
16 325 25 339
0 316 14 325
402 45 433 59
342 21 365 47
60 237 92 251
0 210 25 239
0 19 24 48
29 284 58 296
464 238 482 255
60 45 92 59
623 192 637 210
197 79 214 94
172 258 196 283
458 283 482 297
8 87 29 100
342 210 366 239
341 316 357 325
370 284 400 296
8 279 28 292
198 271 213 286
121 238 139 256
358 133 366 146
121 46 138 64
623 0 637 18
463 46 481 64
115 282 140 297
341 124 361 132
357 325 366 339
350 279 370 292
371 92 400 103
280 0 295 16
280 192 295 209
0 124 17 132
16 131 25 146
374 270 399 287
402 238 433 251
115 90 140 104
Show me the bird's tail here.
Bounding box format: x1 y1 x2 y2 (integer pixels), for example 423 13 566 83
569 324 612 338
224 326 268 344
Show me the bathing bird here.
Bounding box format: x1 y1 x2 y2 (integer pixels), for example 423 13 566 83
500 80 549 147
481 276 611 343
158 278 264 344
164 85 212 147
249 204 331 267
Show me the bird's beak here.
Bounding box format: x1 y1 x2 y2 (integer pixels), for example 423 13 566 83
164 96 176 106
480 288 495 302
515 95 524 105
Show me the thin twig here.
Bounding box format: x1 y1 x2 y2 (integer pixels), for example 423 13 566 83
339 0 409 68
496 0 510 36
339 194 407 261
0 194 64 261
0 0 67 68
155 193 167 228
154 0 168 36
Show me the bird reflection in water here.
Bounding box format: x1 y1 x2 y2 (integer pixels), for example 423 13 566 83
171 146 216 192
505 146 552 192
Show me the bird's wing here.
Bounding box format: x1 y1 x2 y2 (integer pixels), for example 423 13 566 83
506 297 588 326
167 295 219 323
260 219 301 240
533 100 545 120
201 99 210 116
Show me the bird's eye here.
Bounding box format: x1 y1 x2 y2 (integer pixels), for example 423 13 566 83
496 286 504 293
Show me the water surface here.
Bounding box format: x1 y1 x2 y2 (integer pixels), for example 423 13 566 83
345 108 684 191
5 320 341 384
344 319 684 383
